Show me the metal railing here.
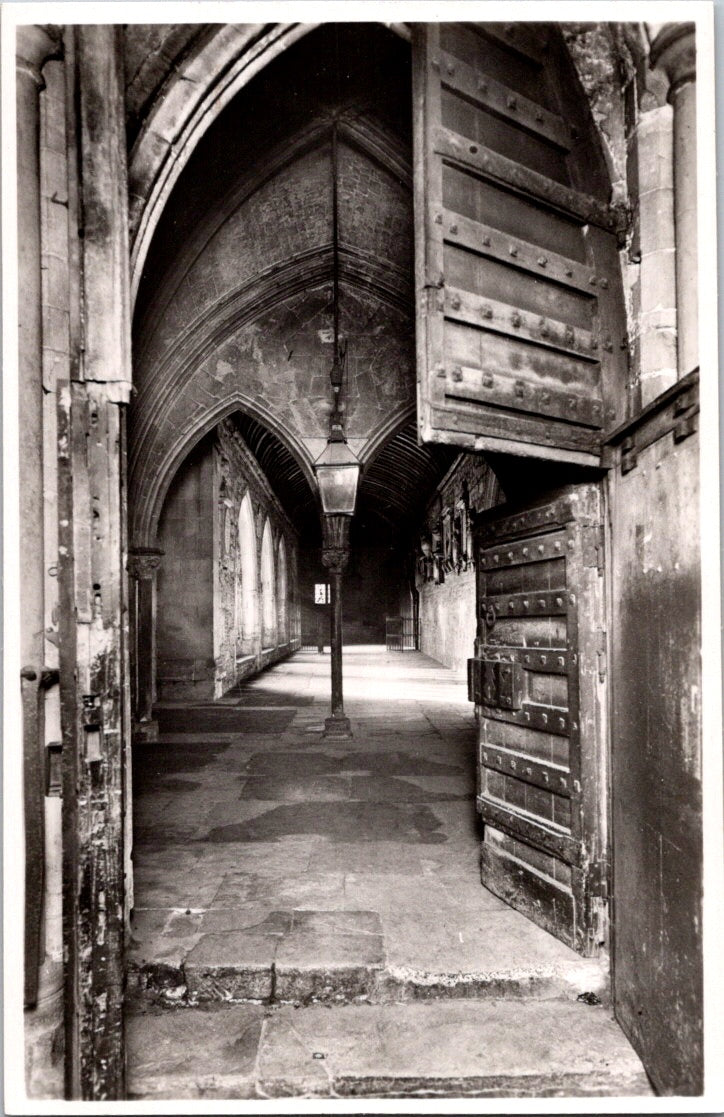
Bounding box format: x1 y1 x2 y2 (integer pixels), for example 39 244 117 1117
385 616 419 652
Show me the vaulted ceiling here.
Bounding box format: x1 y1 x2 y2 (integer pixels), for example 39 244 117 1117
131 24 460 549
230 411 457 546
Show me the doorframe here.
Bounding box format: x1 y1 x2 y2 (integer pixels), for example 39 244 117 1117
58 19 654 1098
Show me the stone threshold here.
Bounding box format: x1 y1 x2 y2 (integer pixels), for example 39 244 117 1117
126 1000 652 1100
128 958 608 1009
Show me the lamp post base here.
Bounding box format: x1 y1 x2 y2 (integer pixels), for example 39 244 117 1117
323 714 353 739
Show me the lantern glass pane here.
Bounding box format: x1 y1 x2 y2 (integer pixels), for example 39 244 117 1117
317 464 359 515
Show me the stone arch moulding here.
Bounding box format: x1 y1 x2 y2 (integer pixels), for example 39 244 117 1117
128 20 646 313
358 403 417 468
128 21 412 305
130 392 317 551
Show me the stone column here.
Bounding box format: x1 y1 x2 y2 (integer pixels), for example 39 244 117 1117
16 23 62 1013
128 549 163 741
321 515 352 738
650 23 697 377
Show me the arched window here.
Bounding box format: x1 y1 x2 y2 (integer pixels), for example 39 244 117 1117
276 537 288 645
260 518 276 648
237 492 258 653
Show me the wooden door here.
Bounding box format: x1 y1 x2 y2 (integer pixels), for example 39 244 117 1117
412 22 627 465
606 373 702 1094
469 484 607 953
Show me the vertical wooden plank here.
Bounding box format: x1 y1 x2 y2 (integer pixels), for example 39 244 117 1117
412 24 445 443
56 25 132 1100
608 382 702 1095
584 224 631 428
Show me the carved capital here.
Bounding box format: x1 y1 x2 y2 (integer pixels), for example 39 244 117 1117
649 22 696 98
321 548 350 573
16 25 62 86
127 548 164 580
321 514 351 573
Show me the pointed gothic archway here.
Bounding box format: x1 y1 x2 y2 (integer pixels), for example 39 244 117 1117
260 519 277 650
238 490 259 655
121 15 665 1099
276 537 289 646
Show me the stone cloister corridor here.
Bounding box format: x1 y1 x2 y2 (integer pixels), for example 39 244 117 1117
125 648 649 1098
13 12 710 1103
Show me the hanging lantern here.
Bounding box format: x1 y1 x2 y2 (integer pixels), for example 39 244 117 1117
314 437 361 516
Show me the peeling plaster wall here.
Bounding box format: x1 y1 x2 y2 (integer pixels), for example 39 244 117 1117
129 137 414 549
157 284 412 447
562 24 631 205
563 22 678 410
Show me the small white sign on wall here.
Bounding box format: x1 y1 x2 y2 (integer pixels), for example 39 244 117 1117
314 583 330 605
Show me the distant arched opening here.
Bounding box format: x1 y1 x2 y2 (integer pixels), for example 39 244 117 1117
276 538 289 645
260 519 276 648
237 491 258 654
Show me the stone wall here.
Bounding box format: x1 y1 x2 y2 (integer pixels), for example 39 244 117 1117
419 570 477 674
298 534 405 648
156 420 300 699
156 440 215 698
416 454 503 672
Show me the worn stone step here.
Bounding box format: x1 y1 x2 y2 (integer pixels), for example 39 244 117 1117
129 937 608 1009
126 999 652 1099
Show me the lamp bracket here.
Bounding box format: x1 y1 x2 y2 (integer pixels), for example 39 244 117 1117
322 514 351 572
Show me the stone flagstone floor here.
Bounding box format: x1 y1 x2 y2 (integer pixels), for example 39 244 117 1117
126 647 651 1098
129 648 603 1002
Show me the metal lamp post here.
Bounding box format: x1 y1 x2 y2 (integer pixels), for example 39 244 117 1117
314 435 360 738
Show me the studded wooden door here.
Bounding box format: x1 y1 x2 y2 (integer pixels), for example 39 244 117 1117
412 23 627 464
469 484 607 954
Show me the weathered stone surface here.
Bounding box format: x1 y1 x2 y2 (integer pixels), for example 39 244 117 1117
258 1001 652 1097
126 997 652 1099
276 928 384 970
201 908 292 935
186 931 279 968
291 909 382 935
240 775 351 801
126 1004 263 1099
24 994 65 1100
273 963 381 1006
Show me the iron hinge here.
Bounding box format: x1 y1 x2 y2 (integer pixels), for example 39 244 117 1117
673 386 699 442
609 373 699 474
